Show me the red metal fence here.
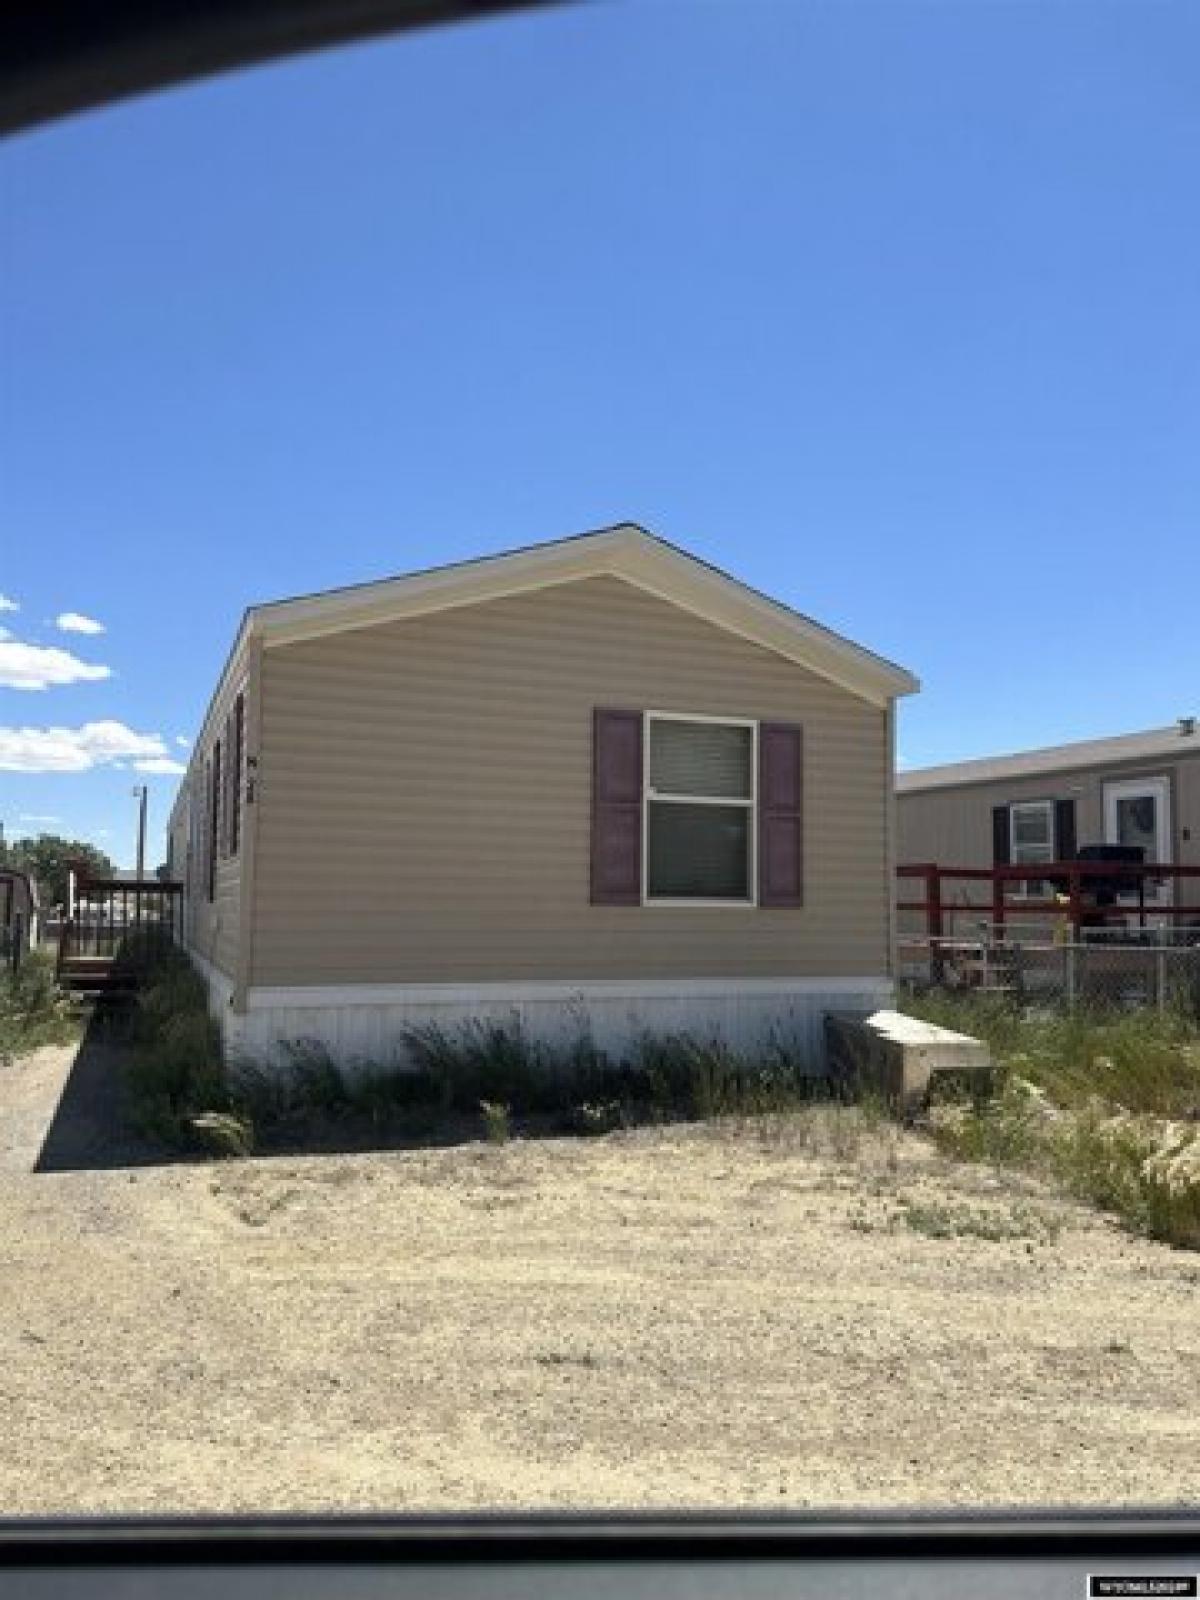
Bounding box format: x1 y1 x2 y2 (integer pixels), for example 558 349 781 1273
898 861 1200 944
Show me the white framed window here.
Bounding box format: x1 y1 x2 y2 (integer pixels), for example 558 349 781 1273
1010 799 1055 897
643 712 757 905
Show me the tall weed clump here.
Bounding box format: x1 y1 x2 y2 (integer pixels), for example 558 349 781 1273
116 986 859 1158
0 949 78 1061
396 1018 822 1128
124 946 238 1148
401 1017 620 1117
902 990 1200 1118
620 1032 819 1120
914 991 1200 1251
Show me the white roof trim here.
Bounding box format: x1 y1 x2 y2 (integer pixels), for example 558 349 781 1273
249 525 918 708
169 528 918 814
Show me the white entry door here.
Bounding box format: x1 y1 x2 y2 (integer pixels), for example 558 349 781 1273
1103 775 1172 904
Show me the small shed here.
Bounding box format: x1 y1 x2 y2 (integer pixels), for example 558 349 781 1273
1 868 40 968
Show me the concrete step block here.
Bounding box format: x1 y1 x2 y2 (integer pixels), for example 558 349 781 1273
825 1008 993 1112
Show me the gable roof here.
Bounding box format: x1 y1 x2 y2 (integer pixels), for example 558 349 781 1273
170 525 917 826
898 720 1200 794
248 523 918 704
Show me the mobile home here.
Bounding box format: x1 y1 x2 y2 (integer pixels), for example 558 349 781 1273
167 525 918 1067
897 720 1200 921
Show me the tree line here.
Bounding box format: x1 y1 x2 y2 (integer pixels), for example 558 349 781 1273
0 834 115 907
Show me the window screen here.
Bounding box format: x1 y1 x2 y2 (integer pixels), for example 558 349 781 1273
1012 804 1052 851
649 719 752 799
647 802 750 898
1115 794 1157 856
645 718 754 900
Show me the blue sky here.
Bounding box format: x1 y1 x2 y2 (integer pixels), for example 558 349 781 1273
3 0 1198 867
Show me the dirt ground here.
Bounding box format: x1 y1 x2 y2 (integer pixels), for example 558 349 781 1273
1 1041 1198 1515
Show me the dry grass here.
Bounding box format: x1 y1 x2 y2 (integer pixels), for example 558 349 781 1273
3 1040 1198 1513
904 992 1200 1251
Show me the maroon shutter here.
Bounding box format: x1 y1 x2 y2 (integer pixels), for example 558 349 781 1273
758 722 803 907
229 693 245 856
207 743 221 901
221 712 233 855
591 709 643 905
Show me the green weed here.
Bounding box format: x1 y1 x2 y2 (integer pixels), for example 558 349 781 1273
902 991 1200 1118
907 991 1200 1251
480 1100 511 1144
0 950 79 1061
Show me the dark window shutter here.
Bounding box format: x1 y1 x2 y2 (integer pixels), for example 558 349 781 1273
208 743 221 901
591 709 643 905
992 805 1011 865
221 712 233 855
198 763 208 895
229 693 245 856
758 722 803 907
1055 798 1076 861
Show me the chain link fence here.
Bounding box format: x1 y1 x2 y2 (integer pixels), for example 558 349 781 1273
899 925 1200 1016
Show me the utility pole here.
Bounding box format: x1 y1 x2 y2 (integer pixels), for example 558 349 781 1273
133 785 148 881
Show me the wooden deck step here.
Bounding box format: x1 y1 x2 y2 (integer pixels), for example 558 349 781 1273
57 961 139 994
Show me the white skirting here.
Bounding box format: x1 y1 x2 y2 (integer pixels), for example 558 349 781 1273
208 975 893 1074
186 944 236 1020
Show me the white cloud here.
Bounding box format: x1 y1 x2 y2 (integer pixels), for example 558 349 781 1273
18 813 62 824
0 594 18 613
0 639 111 692
134 756 187 775
175 735 191 748
0 720 169 773
0 627 9 642
55 611 106 636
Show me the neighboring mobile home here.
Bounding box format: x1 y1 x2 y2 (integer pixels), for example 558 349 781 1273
897 720 1200 918
167 525 918 1066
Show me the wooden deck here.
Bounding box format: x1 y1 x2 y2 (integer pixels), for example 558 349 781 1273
55 877 184 997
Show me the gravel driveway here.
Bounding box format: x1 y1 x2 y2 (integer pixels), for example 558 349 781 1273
1 1041 1198 1514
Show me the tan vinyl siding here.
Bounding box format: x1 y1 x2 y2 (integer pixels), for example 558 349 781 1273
166 802 187 887
251 575 889 986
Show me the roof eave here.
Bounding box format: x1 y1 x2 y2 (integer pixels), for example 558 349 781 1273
249 525 919 708
897 733 1200 795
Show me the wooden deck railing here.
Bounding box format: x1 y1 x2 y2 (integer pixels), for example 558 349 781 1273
56 877 184 982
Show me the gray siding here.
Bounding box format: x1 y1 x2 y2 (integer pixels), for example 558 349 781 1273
251 575 890 987
897 749 1200 917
